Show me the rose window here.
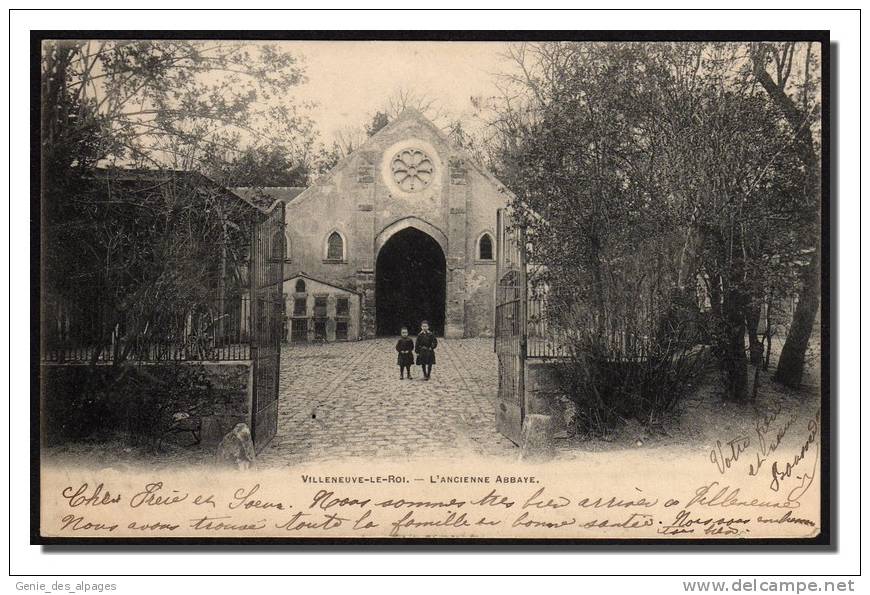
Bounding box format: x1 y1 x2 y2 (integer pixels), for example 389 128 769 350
390 149 434 192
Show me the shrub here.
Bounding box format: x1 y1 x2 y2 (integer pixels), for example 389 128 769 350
41 362 213 449
547 307 709 437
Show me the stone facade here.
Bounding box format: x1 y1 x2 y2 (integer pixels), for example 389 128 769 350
283 274 361 342
277 109 510 339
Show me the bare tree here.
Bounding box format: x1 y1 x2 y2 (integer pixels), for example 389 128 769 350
752 42 822 389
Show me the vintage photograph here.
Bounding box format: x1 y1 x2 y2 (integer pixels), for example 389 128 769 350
35 34 827 541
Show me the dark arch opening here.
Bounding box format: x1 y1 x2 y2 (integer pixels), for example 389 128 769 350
376 227 446 336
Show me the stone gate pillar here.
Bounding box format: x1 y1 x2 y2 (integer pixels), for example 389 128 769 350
356 270 376 338
445 156 469 338
355 152 377 339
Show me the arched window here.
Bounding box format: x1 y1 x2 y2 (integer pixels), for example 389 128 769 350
295 279 306 293
478 232 494 261
326 231 345 261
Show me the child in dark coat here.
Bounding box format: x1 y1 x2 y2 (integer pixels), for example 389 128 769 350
414 320 438 380
395 327 414 379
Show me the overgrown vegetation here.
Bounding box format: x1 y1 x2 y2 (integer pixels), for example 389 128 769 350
40 41 320 444
480 42 821 430
42 363 213 450
40 40 318 367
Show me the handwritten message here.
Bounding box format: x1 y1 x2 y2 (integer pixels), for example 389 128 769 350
42 410 821 541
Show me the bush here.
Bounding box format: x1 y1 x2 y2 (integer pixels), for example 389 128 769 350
114 363 213 447
41 362 213 449
553 320 709 437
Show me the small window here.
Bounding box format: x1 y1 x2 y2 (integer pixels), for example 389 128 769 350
336 297 349 317
295 279 306 293
293 297 307 316
335 321 348 341
326 232 344 261
314 296 328 318
478 233 494 260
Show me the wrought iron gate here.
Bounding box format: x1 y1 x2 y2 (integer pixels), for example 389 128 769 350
249 202 285 452
494 208 527 445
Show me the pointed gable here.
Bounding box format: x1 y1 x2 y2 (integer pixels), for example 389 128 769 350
290 108 515 206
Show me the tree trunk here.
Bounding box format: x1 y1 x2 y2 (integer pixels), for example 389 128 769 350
708 270 748 403
745 301 764 366
721 287 749 402
773 243 821 388
753 46 821 389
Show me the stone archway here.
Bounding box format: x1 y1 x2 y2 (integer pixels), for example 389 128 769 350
375 226 446 336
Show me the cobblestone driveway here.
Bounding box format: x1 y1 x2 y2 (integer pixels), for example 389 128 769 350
257 338 517 465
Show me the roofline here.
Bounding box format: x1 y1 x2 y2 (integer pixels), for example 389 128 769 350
86 166 266 214
231 186 308 208
281 271 362 295
288 107 517 207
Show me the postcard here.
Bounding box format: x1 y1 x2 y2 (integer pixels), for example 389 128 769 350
35 32 828 542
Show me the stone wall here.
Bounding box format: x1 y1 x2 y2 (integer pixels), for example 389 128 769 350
197 362 253 446
524 359 572 439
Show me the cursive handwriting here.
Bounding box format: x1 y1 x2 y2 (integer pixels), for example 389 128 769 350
686 482 797 509
130 482 188 508
389 510 471 536
710 436 752 474
512 512 576 529
60 514 118 532
770 413 820 503
658 510 750 536
522 487 570 510
48 470 821 539
61 483 122 508
229 484 286 511
310 489 370 511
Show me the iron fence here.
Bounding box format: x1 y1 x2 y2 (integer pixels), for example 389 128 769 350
41 293 255 363
524 287 707 360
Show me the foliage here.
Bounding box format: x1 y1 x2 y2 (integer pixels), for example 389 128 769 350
555 323 709 437
41 40 317 171
42 362 213 450
331 88 444 158
40 40 318 367
43 170 256 366
488 41 820 406
209 144 310 188
366 110 391 137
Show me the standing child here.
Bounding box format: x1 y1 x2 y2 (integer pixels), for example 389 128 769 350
414 320 438 380
395 327 414 380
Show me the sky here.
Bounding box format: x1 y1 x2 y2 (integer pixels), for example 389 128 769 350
281 41 517 142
